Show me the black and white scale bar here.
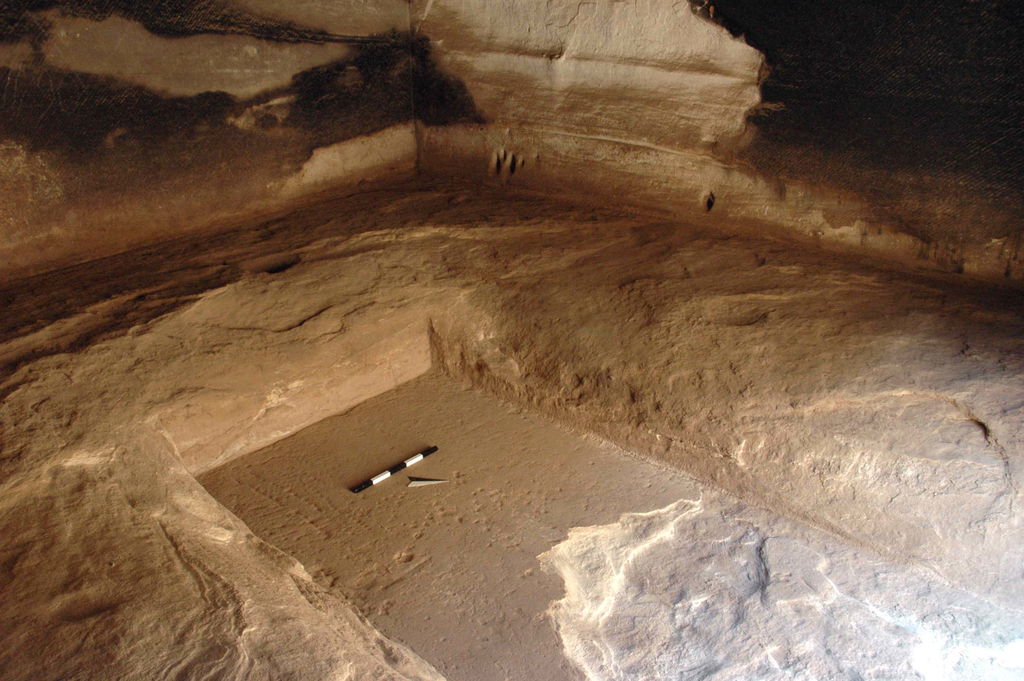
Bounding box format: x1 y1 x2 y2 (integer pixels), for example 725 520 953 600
351 446 439 493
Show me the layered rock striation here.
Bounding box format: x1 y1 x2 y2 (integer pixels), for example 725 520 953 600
413 0 1023 280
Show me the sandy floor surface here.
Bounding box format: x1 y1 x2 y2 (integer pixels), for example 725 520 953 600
201 373 1024 681
201 373 701 681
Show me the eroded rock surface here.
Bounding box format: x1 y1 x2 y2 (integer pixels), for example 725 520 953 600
1 182 1022 678
544 497 1024 680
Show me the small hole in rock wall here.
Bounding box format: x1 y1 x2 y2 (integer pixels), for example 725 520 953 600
263 256 300 275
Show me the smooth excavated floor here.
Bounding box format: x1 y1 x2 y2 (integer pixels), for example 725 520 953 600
200 374 1024 681
200 372 697 681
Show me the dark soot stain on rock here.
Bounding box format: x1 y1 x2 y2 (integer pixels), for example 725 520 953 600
286 31 483 134
699 0 1024 190
0 30 480 161
0 0 346 44
408 32 484 127
0 2 51 45
0 66 235 157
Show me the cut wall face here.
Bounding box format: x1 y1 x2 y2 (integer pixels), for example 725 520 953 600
0 1 481 279
414 0 763 153
413 0 1024 280
2 1 1020 280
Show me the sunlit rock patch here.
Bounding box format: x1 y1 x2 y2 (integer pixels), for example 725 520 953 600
543 497 1024 681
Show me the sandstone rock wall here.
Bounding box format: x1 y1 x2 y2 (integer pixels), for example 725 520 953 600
3 2 1019 282
0 1 479 280
412 0 1023 281
708 1 1024 276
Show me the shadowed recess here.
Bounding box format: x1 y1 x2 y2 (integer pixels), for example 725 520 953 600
693 0 1024 241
